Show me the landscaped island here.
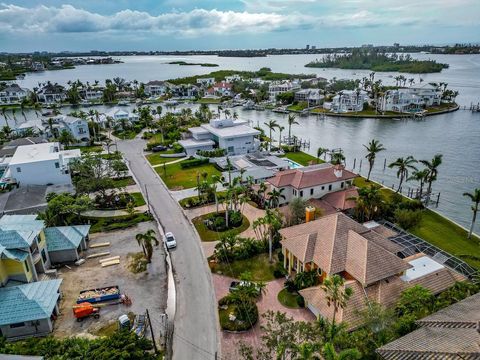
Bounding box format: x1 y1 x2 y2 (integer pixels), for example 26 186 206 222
167 61 219 67
305 49 449 73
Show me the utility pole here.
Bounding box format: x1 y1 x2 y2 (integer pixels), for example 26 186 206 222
144 184 151 213
146 309 158 354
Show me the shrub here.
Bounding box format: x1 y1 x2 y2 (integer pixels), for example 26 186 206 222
197 148 226 158
273 264 287 279
180 157 209 169
172 143 184 153
284 278 297 292
296 294 305 308
219 297 259 331
293 270 320 290
206 211 243 232
394 209 423 230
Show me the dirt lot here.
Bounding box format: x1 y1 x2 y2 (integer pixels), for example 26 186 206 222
53 221 168 341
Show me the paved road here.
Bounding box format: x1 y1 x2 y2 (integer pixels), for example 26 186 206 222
117 138 219 360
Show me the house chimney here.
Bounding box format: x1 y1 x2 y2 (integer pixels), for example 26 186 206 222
305 206 316 222
334 164 344 178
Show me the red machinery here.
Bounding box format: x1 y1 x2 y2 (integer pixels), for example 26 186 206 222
73 302 100 322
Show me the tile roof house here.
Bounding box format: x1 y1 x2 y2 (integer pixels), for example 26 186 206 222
377 292 480 359
267 164 358 206
0 279 62 340
280 213 465 327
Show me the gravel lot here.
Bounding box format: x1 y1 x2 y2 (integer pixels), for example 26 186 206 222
53 221 168 342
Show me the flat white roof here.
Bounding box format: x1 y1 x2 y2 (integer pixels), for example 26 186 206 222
201 123 260 139
178 138 215 148
401 256 445 282
189 127 210 135
9 143 80 165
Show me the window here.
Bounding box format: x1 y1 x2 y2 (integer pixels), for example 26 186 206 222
341 182 344 188
24 260 29 273
55 162 60 168
293 189 296 195
321 186 325 190
78 127 85 134
16 167 21 173
299 190 303 197
310 189 314 195
10 322 25 328
41 248 47 263
328 184 332 191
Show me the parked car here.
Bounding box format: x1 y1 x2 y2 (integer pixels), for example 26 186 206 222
152 145 167 152
164 232 177 249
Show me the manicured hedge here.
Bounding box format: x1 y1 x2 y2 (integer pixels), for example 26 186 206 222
180 157 209 169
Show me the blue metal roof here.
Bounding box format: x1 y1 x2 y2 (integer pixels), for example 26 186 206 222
0 215 44 233
45 225 90 252
0 279 62 326
0 245 29 261
0 229 37 249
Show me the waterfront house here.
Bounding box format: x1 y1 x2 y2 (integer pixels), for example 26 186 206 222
104 109 139 127
79 87 103 101
266 164 357 206
144 80 168 97
0 84 30 105
13 121 44 137
280 213 465 327
268 81 301 101
3 142 80 186
225 75 242 83
37 83 66 104
42 115 91 144
408 83 441 106
171 84 199 99
377 292 480 359
196 77 215 87
0 279 62 340
379 89 424 113
329 90 367 113
294 89 324 107
208 82 234 97
179 118 260 156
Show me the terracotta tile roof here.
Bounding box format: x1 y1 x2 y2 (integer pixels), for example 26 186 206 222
407 267 465 295
369 224 399 238
307 199 339 216
322 188 359 211
361 229 403 254
267 164 357 189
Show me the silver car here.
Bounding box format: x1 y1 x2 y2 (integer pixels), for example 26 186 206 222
164 232 177 249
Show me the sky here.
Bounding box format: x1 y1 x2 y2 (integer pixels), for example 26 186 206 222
0 0 479 52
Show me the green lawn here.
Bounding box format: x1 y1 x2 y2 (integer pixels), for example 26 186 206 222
85 213 154 233
211 252 278 281
196 97 222 104
411 210 480 269
156 162 221 190
109 177 136 189
129 192 146 207
193 213 250 242
287 102 308 112
283 151 321 166
146 152 185 166
112 130 139 140
67 145 103 153
277 289 301 309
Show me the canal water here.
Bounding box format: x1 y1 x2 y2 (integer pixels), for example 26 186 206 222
7 54 480 233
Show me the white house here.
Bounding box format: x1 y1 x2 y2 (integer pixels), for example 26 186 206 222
268 81 301 101
196 77 215 87
41 115 90 144
102 109 139 127
145 80 168 96
3 142 80 186
37 83 66 104
294 89 324 107
379 89 424 113
225 75 242 83
266 164 358 205
329 90 367 113
408 83 441 106
179 118 260 156
80 88 103 101
0 84 30 105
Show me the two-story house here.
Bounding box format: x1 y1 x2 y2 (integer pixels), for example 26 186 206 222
0 84 30 105
41 115 90 144
144 80 168 97
266 164 358 206
329 90 368 113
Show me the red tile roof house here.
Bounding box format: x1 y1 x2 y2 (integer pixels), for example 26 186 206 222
208 81 233 97
280 212 465 328
266 164 358 207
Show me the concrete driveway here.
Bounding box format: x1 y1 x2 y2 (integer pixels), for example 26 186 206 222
117 137 219 360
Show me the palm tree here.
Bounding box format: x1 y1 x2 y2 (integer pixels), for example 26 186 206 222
287 114 298 144
322 343 361 360
1 108 9 128
264 119 278 151
321 275 353 326
388 156 417 193
408 169 429 199
419 154 443 201
317 147 328 163
267 188 285 208
278 125 285 149
293 342 321 360
211 174 224 214
463 188 480 239
135 229 159 263
363 139 386 181
330 152 345 166
353 185 384 222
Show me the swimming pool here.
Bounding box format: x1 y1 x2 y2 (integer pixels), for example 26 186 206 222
286 159 303 169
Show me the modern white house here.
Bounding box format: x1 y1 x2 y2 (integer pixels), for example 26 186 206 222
79 87 103 101
0 84 30 105
179 118 260 156
196 77 215 87
41 115 90 144
145 80 168 96
294 89 324 107
225 75 242 83
266 164 358 205
329 90 368 113
37 83 66 104
3 142 80 186
408 83 441 106
268 81 301 101
379 89 424 113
